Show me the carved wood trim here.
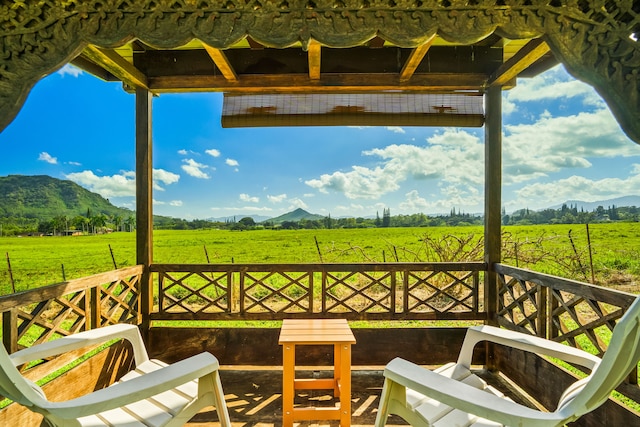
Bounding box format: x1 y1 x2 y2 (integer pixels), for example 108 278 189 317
0 1 638 143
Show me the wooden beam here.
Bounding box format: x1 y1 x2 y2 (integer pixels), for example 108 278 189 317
202 44 238 81
308 40 321 81
484 85 502 334
222 112 484 128
149 73 487 93
82 45 149 89
488 39 550 87
136 88 153 332
399 36 435 82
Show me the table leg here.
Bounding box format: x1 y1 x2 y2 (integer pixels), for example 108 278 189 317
339 344 351 427
334 343 341 397
282 344 295 427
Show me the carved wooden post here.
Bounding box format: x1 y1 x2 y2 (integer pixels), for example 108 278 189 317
136 87 153 337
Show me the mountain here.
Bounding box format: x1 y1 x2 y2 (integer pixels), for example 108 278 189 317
265 208 325 224
549 196 640 212
0 175 133 220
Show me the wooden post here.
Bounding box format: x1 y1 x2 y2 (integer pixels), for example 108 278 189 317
484 85 502 370
136 87 153 335
2 309 18 354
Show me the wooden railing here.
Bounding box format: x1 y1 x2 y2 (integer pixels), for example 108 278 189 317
0 265 143 354
495 263 640 405
149 262 486 321
1 262 639 424
495 263 637 355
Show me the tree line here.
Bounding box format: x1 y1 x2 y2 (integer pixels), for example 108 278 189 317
1 204 638 236
0 209 135 236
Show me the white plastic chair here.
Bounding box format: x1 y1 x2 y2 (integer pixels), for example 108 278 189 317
0 323 232 427
375 297 640 427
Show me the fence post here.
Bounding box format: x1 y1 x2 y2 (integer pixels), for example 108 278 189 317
6 252 15 294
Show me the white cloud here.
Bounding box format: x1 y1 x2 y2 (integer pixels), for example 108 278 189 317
38 152 58 164
170 200 183 207
399 190 429 211
386 127 406 134
154 169 180 183
226 158 239 167
267 193 287 203
67 168 179 198
288 198 308 210
181 158 210 179
66 161 81 166
206 149 221 157
305 129 484 199
66 170 136 197
153 199 165 205
210 206 274 212
240 193 259 203
57 64 82 77
334 203 365 213
502 96 517 116
177 149 188 155
503 108 639 184
507 66 596 104
509 169 640 210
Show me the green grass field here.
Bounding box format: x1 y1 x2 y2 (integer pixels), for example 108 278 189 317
1 223 639 295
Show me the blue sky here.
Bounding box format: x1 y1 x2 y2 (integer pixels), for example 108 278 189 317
1 64 640 220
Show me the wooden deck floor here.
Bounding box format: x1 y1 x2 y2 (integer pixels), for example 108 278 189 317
186 367 408 426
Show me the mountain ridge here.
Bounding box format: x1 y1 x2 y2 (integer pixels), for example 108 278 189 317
548 195 640 212
0 174 133 220
265 208 325 224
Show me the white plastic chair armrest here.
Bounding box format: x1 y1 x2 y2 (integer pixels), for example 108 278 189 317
384 358 569 427
10 324 149 367
40 352 221 419
457 325 601 370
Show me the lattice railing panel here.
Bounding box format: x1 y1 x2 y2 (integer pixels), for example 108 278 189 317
0 266 143 354
549 290 623 357
151 263 484 320
241 271 312 314
15 292 88 349
405 270 478 314
159 271 230 314
497 273 543 336
323 271 394 314
99 273 140 325
495 264 636 357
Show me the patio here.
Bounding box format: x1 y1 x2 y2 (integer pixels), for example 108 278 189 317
2 1 640 426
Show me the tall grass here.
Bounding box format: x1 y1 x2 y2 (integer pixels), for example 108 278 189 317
1 223 639 294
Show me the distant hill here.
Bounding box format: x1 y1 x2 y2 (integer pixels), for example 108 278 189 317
549 196 640 212
208 214 271 223
0 175 133 220
266 208 325 224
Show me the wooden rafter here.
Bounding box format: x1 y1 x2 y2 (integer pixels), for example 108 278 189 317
488 38 550 87
308 40 322 81
202 44 238 82
81 45 149 90
149 73 487 93
399 37 436 82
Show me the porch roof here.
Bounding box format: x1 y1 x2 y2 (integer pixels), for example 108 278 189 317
1 2 639 141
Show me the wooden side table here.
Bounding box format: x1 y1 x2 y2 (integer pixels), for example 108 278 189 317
278 318 356 427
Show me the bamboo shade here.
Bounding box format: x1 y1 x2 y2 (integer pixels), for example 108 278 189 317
221 93 484 128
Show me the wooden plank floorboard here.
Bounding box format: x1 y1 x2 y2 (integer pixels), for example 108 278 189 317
186 368 409 426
